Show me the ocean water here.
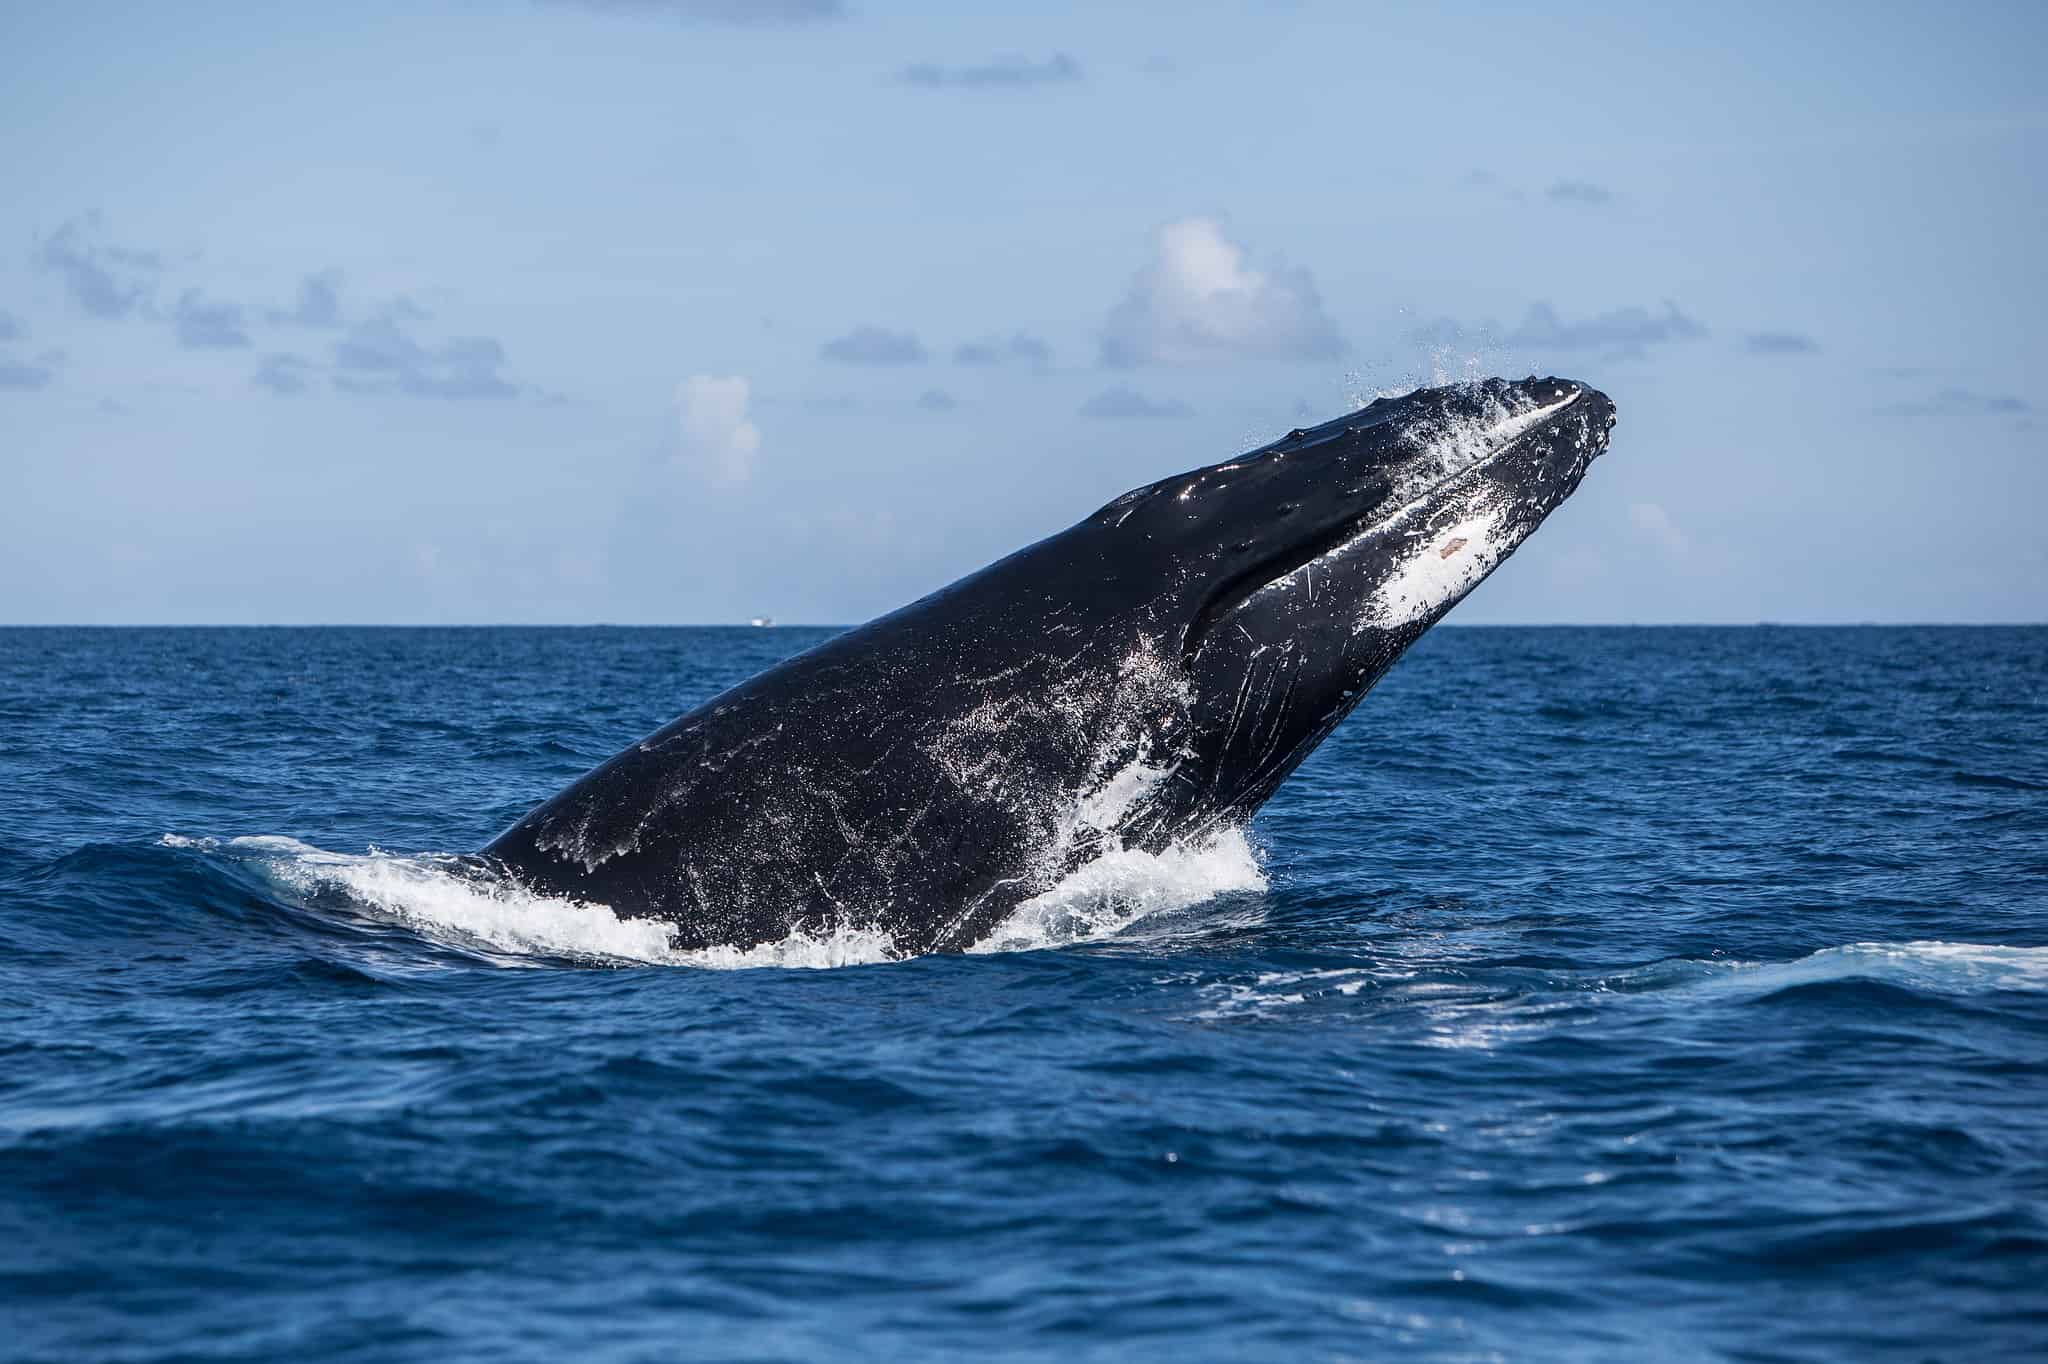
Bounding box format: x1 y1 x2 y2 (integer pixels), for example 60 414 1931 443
2 624 2044 1362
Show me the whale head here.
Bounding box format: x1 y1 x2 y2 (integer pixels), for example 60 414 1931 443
1071 376 1616 843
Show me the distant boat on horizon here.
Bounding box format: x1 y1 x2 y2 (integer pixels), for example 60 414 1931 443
748 616 773 628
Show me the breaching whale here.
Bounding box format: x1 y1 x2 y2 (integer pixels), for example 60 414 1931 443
487 376 1616 955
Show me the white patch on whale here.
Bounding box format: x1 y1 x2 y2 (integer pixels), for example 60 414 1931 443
1355 506 1508 631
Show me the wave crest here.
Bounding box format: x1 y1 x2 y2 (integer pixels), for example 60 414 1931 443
1622 940 2048 997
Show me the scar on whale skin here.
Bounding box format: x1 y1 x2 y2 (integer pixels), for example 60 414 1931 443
1439 537 1470 559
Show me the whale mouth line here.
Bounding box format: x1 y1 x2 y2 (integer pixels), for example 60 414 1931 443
1178 390 1585 664
1181 502 1392 663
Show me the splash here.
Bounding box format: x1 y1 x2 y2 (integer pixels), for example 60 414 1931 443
164 826 1262 969
168 834 900 969
1382 381 1579 502
970 829 1266 954
1347 343 1498 410
168 834 688 965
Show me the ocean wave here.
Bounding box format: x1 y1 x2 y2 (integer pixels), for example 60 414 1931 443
1192 940 2048 1026
1632 941 2048 998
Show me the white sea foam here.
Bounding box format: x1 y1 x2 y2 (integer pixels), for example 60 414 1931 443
171 833 895 968
174 834 690 965
1193 966 1381 1020
970 829 1266 954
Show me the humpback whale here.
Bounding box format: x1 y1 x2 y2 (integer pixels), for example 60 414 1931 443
488 376 1616 955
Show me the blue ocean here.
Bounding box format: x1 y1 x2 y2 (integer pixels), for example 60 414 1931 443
3 624 2044 1362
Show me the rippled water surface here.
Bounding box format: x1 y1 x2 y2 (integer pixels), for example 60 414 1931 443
3 625 2045 1361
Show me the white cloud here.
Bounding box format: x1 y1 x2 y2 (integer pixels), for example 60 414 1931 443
676 374 761 484
1100 217 1345 367
1629 501 1689 557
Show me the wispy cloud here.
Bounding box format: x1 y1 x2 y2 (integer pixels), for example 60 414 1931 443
252 353 314 396
1877 387 2030 417
1462 168 1527 202
172 290 252 349
1102 217 1345 368
0 310 23 342
820 325 927 366
35 216 163 320
1509 300 1707 355
1744 331 1819 355
267 270 344 328
1547 180 1614 206
0 354 59 392
331 316 518 399
898 53 1082 90
1411 299 1708 360
25 219 546 406
916 387 957 411
542 0 845 24
954 332 1052 370
1080 385 1190 419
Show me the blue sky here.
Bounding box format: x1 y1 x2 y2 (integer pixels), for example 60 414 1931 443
2 0 2042 624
